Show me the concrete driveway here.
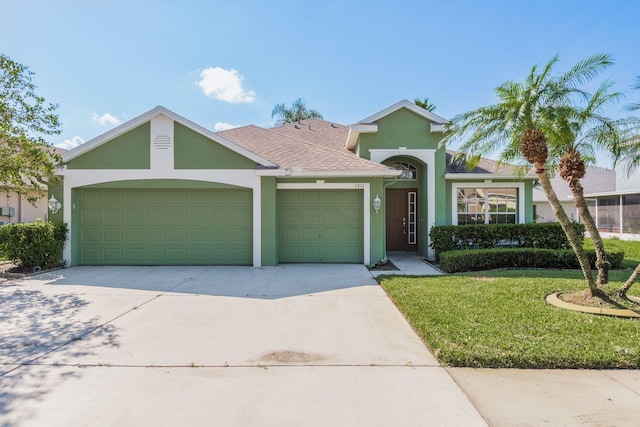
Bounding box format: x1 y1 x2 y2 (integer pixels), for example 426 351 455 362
0 265 486 426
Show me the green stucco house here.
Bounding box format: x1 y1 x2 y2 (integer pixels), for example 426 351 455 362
50 100 536 267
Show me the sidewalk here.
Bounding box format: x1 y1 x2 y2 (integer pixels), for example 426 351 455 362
447 368 640 426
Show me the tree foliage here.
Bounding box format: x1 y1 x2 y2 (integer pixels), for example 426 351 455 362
443 54 617 295
271 98 323 126
0 54 61 202
414 97 437 112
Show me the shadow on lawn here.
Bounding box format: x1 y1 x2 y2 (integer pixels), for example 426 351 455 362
0 282 119 426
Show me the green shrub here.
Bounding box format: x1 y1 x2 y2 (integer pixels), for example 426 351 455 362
0 222 68 269
439 247 624 273
430 223 586 259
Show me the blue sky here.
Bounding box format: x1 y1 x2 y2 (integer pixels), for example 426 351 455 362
2 0 639 166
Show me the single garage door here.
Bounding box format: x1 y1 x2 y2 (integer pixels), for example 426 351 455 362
77 188 252 265
278 189 363 263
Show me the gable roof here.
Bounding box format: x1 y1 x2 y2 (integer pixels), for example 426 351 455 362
219 119 399 177
354 99 449 126
532 165 616 202
346 99 449 149
61 106 276 167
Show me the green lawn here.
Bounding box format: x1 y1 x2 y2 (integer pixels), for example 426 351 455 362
380 239 640 369
584 237 640 268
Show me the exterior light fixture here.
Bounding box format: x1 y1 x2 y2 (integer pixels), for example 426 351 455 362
48 195 61 214
373 194 382 214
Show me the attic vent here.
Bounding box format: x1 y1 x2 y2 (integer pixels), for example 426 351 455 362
153 135 172 150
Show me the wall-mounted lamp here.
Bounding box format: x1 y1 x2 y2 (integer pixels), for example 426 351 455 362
48 195 61 214
373 194 382 214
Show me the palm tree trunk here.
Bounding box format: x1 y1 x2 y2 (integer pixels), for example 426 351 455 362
617 264 640 297
568 179 609 286
537 167 598 294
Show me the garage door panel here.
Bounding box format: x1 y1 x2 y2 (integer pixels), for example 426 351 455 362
103 248 123 263
126 208 145 224
78 188 252 265
82 208 103 225
103 229 122 243
278 190 363 263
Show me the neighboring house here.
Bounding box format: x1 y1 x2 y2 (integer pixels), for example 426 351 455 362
582 167 640 240
0 147 66 225
532 166 615 223
50 100 536 267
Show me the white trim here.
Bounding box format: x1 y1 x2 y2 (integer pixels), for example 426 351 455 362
252 176 262 267
445 173 538 180
62 106 276 168
62 169 257 189
369 148 436 258
277 182 371 265
430 123 446 133
451 182 526 225
346 124 378 149
354 100 449 126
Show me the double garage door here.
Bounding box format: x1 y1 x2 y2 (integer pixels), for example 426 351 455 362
77 188 252 265
77 188 364 265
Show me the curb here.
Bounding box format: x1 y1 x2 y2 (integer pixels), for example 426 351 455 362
546 292 640 318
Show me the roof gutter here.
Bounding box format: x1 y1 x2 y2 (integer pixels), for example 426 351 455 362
444 173 538 180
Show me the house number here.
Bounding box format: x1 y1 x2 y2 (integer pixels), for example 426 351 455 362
354 184 365 189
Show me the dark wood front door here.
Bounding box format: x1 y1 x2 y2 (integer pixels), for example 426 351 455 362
386 188 418 251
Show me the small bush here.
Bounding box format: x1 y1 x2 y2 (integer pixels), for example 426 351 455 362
439 247 624 273
0 222 67 269
430 223 585 259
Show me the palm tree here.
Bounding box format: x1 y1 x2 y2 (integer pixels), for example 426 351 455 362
443 54 615 295
271 98 323 126
414 97 437 112
548 81 627 287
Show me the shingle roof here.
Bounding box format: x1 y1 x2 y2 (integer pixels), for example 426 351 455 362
445 151 518 174
532 165 616 202
219 119 393 172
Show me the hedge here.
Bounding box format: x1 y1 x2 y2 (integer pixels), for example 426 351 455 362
0 222 68 269
430 223 585 259
439 247 625 274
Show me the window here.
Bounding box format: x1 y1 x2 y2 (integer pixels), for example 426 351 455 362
597 196 620 231
456 187 518 225
384 161 417 180
623 195 640 234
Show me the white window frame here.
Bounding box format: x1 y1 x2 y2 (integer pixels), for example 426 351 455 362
451 182 525 225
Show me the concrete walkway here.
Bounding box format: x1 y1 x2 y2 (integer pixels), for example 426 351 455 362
370 252 442 276
0 265 485 426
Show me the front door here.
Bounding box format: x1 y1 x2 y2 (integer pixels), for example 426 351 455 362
386 188 418 251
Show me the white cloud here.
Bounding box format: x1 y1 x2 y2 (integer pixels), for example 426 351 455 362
213 122 237 132
56 136 85 150
92 112 121 126
197 67 256 103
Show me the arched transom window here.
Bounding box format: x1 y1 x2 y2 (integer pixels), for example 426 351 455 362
385 161 417 180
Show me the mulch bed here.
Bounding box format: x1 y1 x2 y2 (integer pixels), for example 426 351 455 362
0 261 63 279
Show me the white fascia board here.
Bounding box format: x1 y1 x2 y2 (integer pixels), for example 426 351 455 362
62 106 167 162
445 173 538 180
354 100 449 126
346 124 378 149
286 169 402 178
430 123 446 133
255 169 288 176
62 106 276 168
